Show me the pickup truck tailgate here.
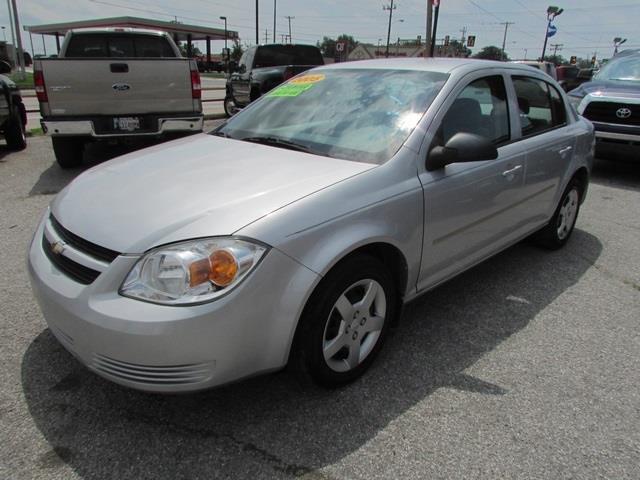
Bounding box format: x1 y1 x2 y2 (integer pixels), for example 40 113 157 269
40 59 196 116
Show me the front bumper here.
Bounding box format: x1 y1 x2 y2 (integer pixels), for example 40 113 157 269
41 114 204 138
27 214 320 392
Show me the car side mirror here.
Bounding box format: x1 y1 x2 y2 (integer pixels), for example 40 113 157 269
0 61 11 74
426 132 499 171
239 64 246 74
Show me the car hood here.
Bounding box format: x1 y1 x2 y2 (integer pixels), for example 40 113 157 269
570 79 640 99
51 134 375 253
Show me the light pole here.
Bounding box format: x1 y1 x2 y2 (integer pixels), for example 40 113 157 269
284 15 294 44
255 0 259 45
273 0 276 43
523 48 528 60
613 37 627 55
220 16 228 71
383 0 396 58
1 26 5 42
541 5 563 61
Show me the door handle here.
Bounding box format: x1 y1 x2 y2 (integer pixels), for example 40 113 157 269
558 146 573 155
502 165 523 177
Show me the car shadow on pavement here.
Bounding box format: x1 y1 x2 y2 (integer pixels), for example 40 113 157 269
591 156 640 193
21 229 602 479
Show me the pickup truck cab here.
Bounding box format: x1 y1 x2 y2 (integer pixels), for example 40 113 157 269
34 28 203 168
224 44 324 116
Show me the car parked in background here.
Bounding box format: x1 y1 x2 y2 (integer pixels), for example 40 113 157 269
29 59 593 393
0 60 27 150
34 28 204 168
224 43 324 116
557 65 593 92
510 60 558 80
568 49 640 158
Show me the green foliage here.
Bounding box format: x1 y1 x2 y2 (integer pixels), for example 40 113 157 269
473 45 508 61
231 41 244 62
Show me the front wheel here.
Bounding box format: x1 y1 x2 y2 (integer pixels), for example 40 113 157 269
291 254 397 387
5 105 26 151
534 178 582 249
223 95 239 117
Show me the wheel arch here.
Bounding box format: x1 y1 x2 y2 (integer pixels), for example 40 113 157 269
571 166 589 204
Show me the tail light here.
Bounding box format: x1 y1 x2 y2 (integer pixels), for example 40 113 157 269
190 68 201 99
283 68 295 81
34 70 48 103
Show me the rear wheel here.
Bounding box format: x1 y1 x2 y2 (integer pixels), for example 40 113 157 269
223 95 239 117
534 178 582 249
5 105 26 151
52 137 85 169
291 254 397 387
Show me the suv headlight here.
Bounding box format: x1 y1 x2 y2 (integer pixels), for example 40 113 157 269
120 237 268 305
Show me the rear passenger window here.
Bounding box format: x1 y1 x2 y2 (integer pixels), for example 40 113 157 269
436 75 510 146
513 77 566 137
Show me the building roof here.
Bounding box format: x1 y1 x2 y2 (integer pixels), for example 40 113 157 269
24 16 238 41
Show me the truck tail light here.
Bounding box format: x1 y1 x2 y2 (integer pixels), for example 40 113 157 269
190 69 201 99
34 70 48 103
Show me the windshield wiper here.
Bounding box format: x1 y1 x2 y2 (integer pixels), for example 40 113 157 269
240 136 311 153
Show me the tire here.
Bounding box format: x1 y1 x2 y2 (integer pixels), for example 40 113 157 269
52 137 85 169
223 94 238 117
5 105 26 151
534 178 582 249
291 254 397 387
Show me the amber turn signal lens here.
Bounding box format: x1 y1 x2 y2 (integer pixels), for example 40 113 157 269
209 250 238 287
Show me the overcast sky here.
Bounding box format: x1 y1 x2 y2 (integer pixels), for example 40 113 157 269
4 0 639 60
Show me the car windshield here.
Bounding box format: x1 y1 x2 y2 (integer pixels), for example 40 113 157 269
595 54 640 82
215 68 449 163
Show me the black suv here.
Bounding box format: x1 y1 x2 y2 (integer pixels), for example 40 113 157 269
568 50 640 158
224 44 324 116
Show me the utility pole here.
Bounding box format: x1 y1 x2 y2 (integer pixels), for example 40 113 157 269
523 48 528 60
425 0 433 57
9 0 24 78
550 43 563 57
264 29 269 44
273 0 276 43
5 0 16 66
460 26 467 45
284 15 294 44
500 21 514 61
255 0 259 45
383 0 396 58
430 0 440 57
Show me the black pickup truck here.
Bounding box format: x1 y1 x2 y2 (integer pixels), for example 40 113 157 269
568 50 640 159
0 61 27 150
224 44 324 116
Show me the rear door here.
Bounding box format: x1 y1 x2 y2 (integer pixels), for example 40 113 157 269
230 48 254 105
44 33 194 116
509 75 575 226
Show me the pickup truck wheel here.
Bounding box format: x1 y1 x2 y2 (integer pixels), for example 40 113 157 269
223 95 239 117
52 137 85 169
534 178 582 250
5 105 26 151
291 254 397 387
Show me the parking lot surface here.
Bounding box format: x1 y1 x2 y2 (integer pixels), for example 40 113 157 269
1 134 639 479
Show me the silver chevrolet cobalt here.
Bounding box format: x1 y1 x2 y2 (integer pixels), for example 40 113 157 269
28 59 594 392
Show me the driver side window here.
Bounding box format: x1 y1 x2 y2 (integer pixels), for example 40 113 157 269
434 75 510 147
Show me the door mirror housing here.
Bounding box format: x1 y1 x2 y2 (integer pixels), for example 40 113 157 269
426 132 499 171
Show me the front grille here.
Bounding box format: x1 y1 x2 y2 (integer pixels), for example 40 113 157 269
583 102 640 126
92 354 212 386
42 235 101 284
50 216 120 263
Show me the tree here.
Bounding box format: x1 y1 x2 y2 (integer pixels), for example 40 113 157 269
317 34 358 57
177 42 203 57
448 39 471 58
473 45 508 61
231 41 244 62
543 54 568 66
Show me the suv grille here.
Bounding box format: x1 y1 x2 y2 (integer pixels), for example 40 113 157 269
42 216 121 285
583 102 640 126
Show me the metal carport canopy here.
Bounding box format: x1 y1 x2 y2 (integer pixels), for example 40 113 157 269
24 16 238 41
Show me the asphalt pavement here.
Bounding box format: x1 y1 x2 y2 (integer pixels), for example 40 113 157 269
0 134 639 479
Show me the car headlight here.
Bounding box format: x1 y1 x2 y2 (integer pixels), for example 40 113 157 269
120 237 268 305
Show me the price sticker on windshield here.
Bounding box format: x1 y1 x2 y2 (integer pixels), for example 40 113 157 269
290 74 325 84
268 83 316 97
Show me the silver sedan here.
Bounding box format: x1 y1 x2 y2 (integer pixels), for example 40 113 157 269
28 59 594 392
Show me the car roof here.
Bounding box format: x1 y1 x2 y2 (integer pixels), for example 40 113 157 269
318 57 543 75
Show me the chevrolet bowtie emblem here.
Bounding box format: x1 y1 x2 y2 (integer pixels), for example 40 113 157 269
51 241 66 255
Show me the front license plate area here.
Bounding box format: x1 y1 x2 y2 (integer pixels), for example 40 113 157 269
113 116 141 132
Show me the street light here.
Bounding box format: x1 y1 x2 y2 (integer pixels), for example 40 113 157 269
541 5 563 61
1 26 5 42
220 16 228 72
613 37 627 55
